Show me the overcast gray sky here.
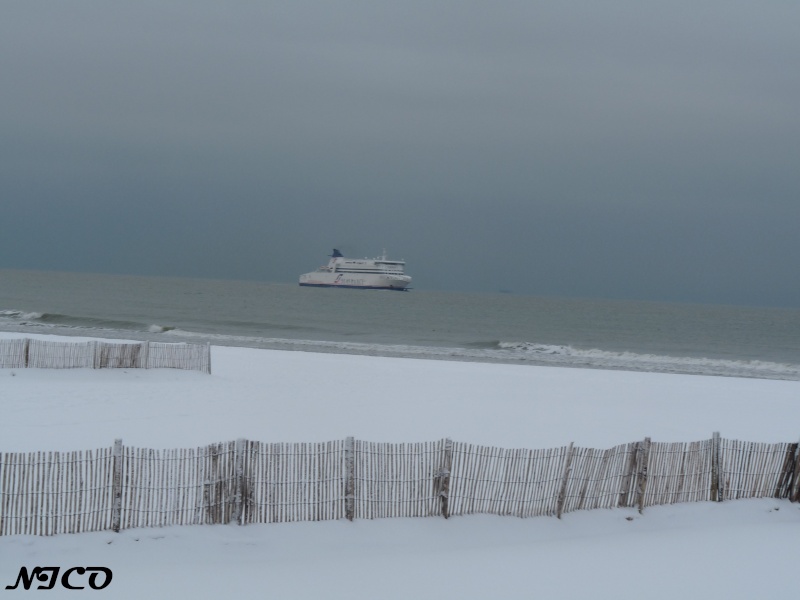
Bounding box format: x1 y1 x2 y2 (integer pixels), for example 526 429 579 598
2 1 798 307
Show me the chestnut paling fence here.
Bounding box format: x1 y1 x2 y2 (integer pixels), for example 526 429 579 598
2 433 799 536
0 338 211 373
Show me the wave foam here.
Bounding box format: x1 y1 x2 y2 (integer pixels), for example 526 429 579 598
493 341 798 379
0 309 44 320
148 325 176 333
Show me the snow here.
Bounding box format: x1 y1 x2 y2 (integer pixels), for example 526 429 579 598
2 332 799 598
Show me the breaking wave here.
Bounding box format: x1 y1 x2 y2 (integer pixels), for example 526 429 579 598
0 310 44 320
0 308 174 337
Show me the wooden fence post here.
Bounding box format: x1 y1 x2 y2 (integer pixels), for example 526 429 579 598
141 341 150 370
636 437 651 514
438 438 453 519
618 442 638 508
23 338 30 368
774 442 797 499
206 342 212 374
344 437 355 521
231 438 246 525
788 440 800 503
556 442 575 519
111 439 123 532
711 432 721 502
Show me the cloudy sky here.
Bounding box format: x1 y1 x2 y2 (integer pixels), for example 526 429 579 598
2 1 798 307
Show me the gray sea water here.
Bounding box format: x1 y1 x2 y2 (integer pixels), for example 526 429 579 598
1 269 798 380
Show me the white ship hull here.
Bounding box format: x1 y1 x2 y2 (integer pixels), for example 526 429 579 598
299 272 411 290
299 249 412 291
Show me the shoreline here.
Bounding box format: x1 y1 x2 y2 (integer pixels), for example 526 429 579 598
2 330 799 452
2 328 799 382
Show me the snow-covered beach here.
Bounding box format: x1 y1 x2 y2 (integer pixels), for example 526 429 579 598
2 332 799 598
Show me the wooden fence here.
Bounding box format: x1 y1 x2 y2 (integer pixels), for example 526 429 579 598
0 338 210 373
2 434 799 536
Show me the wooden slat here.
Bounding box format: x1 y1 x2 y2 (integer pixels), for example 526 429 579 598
26 339 93 369
244 440 345 525
145 342 210 372
449 442 570 518
720 438 790 501
642 440 712 508
0 339 27 368
351 439 441 520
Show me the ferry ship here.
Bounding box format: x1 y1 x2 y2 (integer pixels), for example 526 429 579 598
299 249 412 290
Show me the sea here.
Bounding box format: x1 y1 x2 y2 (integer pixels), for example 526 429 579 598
1 269 798 380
